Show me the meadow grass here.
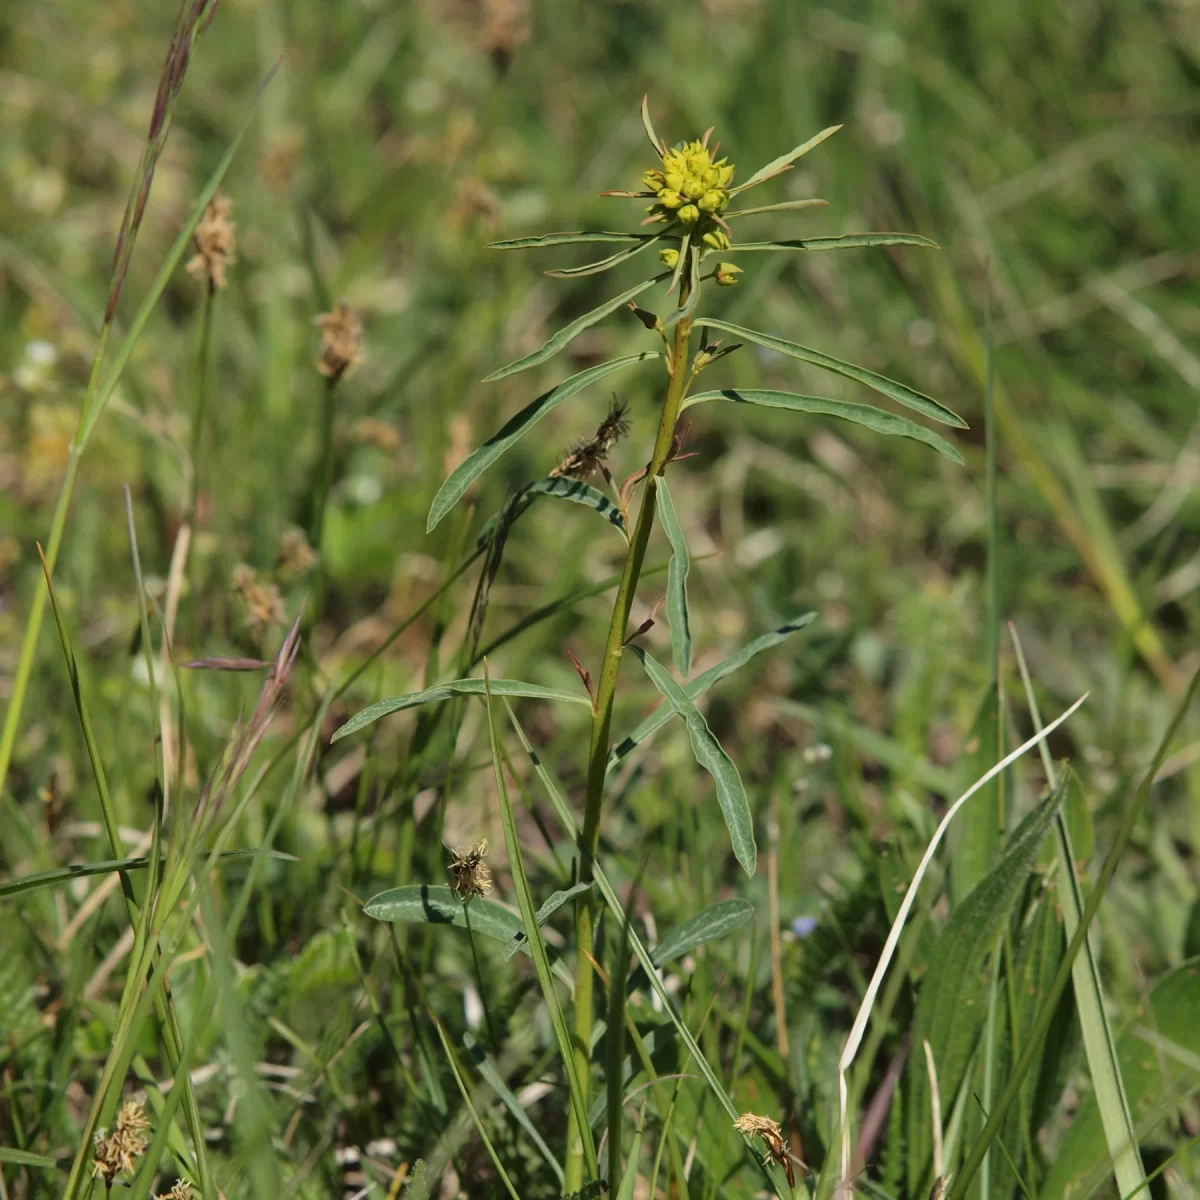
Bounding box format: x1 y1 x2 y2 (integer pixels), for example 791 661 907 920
1 1 1199 1197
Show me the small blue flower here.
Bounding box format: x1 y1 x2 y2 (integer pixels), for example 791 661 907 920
791 915 818 938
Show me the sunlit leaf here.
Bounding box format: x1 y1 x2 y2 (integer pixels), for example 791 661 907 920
695 318 967 429
684 388 964 463
476 476 629 549
428 353 656 532
546 231 667 278
723 233 939 252
504 882 592 959
724 198 829 219
731 124 842 193
650 898 755 969
363 883 522 941
641 94 665 157
655 477 692 674
488 231 653 250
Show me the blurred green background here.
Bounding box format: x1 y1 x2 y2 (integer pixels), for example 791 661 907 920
2 0 1199 1195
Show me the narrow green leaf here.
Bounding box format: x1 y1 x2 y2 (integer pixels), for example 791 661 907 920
609 612 817 770
654 478 692 674
1042 960 1200 1198
547 232 666 278
481 669 599 1181
489 231 653 249
907 779 1067 1195
504 882 592 959
694 319 968 429
683 387 964 463
0 1147 58 1168
477 476 629 550
641 94 665 157
617 1101 647 1200
428 352 657 532
649 899 754 969
731 124 842 193
608 889 637 1188
629 647 756 876
0 848 297 900
722 232 939 252
948 690 1002 904
483 274 667 383
724 198 829 219
333 678 591 741
363 884 523 942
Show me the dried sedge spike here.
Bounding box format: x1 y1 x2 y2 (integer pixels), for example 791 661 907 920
278 526 317 577
92 1100 151 1185
733 1112 794 1187
550 398 631 480
448 840 492 901
155 1181 195 1200
231 564 285 637
185 191 236 290
315 300 364 381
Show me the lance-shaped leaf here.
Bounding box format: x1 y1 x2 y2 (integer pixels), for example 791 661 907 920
504 882 593 959
641 93 665 157
695 318 967 428
546 231 668 278
724 198 829 219
364 884 522 942
721 233 939 252
489 231 653 250
629 646 756 876
483 274 667 383
476 476 629 550
332 678 591 742
655 477 692 674
683 388 964 463
429 352 657 531
650 899 755 969
609 612 817 770
731 124 842 193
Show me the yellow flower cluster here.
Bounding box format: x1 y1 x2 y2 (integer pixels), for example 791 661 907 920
644 140 734 226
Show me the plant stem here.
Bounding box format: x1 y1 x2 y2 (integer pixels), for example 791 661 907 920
310 374 339 555
563 298 695 1191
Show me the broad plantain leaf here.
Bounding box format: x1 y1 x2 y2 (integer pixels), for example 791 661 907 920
333 678 591 741
907 777 1066 1195
731 125 843 193
694 318 967 429
629 646 756 876
655 477 692 674
428 352 657 531
683 387 964 463
609 612 817 770
483 274 666 383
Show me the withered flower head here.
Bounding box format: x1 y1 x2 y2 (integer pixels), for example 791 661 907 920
92 1100 150 1185
448 839 492 901
550 398 630 480
733 1112 794 1187
278 526 317 577
155 1181 194 1200
185 192 236 290
231 564 285 638
315 301 364 381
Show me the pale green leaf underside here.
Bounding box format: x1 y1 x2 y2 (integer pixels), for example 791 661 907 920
609 611 817 770
476 476 628 549
363 884 523 942
546 231 667 278
732 124 843 193
724 198 829 219
684 388 964 463
655 477 692 675
333 678 590 741
504 882 593 959
723 233 939 252
483 274 667 383
427 352 656 532
695 318 967 429
650 898 754 969
630 646 756 876
488 231 653 249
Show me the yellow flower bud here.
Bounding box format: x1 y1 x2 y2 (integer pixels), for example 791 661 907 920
643 170 665 190
664 171 685 193
698 189 726 212
678 204 700 224
659 248 680 268
716 262 743 286
717 164 735 187
657 188 683 209
682 177 706 200
702 229 730 251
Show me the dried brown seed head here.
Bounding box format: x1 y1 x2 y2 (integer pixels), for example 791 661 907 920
186 192 236 290
448 840 492 901
315 301 364 381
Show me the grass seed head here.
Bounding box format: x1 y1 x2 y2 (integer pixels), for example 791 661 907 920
155 1181 195 1200
315 300 364 381
448 839 492 901
733 1112 794 1184
185 191 236 290
92 1100 151 1185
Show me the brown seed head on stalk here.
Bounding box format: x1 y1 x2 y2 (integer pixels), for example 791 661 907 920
315 301 364 381
155 1182 195 1200
92 1100 151 1185
733 1112 795 1187
448 840 492 901
550 398 631 480
231 564 285 638
186 192 236 290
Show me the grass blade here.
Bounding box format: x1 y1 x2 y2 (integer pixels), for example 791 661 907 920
694 319 966 428
684 387 964 462
616 1100 647 1200
607 886 636 1188
482 664 599 1181
333 678 592 741
629 646 756 876
731 124 842 193
482 275 667 383
654 477 692 674
428 353 658 532
505 882 592 959
609 611 816 769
